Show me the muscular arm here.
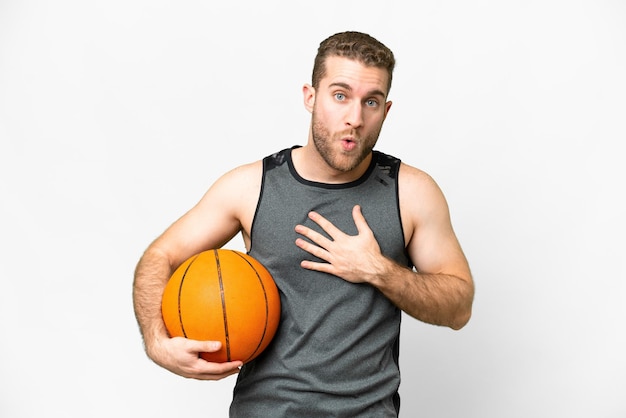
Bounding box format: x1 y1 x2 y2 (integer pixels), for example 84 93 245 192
368 253 473 330
295 164 474 330
377 164 474 329
132 162 261 378
133 245 243 379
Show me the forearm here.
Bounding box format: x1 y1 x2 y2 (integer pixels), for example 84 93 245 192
372 258 474 330
133 246 244 379
132 247 172 357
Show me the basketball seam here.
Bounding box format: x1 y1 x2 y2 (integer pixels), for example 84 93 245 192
215 249 231 361
178 254 200 338
233 251 270 363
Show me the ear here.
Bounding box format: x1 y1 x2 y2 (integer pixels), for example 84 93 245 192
383 100 393 120
302 84 315 113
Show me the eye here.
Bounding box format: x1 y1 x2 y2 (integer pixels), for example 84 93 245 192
334 93 346 101
366 99 379 107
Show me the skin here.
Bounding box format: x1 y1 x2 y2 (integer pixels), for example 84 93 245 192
133 55 474 381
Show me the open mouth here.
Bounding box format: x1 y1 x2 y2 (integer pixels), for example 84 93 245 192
341 138 357 151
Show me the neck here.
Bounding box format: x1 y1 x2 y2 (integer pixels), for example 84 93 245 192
291 143 372 184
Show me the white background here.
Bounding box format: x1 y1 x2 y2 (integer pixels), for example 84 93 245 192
1 1 625 417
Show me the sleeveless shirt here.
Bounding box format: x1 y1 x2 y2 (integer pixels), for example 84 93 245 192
230 146 411 417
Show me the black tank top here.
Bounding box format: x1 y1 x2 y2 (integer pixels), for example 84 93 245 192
230 146 411 417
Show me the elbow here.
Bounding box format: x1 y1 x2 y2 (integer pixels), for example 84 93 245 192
449 286 474 330
453 276 475 330
449 308 472 330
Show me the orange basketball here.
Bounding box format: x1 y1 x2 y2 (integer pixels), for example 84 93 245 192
161 249 280 364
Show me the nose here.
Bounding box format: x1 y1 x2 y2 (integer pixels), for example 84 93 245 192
345 102 364 129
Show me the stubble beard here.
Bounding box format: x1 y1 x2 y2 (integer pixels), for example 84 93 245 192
311 113 380 173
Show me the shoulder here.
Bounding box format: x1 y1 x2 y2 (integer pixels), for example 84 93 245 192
398 162 441 194
398 162 451 230
189 159 264 241
219 159 263 184
221 147 291 183
210 147 295 197
207 159 264 210
371 151 445 208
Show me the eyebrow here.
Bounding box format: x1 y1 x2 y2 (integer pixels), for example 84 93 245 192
328 82 387 99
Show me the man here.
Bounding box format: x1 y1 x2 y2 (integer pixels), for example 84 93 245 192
133 31 474 417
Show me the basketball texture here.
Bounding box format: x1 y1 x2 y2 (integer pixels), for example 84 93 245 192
161 249 280 364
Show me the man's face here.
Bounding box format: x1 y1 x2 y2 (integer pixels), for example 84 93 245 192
307 56 392 173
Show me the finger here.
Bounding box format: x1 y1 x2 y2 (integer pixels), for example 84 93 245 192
295 237 330 260
294 224 333 250
352 205 371 234
199 368 241 380
307 211 343 239
300 259 335 274
191 360 243 380
197 359 243 374
186 339 223 353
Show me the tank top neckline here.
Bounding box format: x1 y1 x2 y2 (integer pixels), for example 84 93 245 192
285 145 378 190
